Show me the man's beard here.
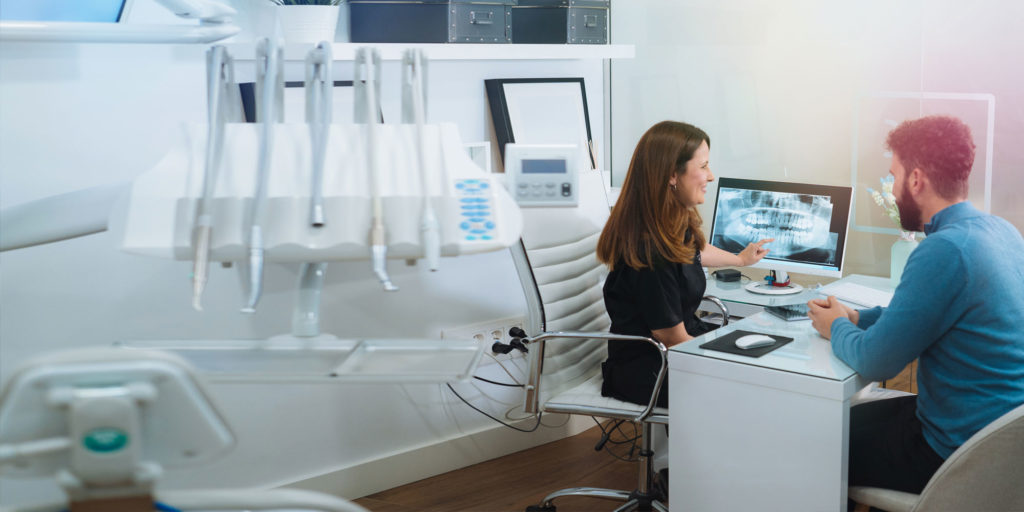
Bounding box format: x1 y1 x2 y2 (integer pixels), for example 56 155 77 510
896 184 923 232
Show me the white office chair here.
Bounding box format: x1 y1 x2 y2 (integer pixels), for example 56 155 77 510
849 401 1024 512
511 170 727 512
0 347 367 512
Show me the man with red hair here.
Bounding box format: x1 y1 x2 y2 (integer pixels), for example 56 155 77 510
808 115 1024 493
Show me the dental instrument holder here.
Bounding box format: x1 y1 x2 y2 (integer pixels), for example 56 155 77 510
355 48 399 291
241 38 285 313
401 49 442 272
744 269 804 295
293 43 333 337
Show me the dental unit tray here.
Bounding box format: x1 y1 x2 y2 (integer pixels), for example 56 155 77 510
111 122 522 262
116 337 486 383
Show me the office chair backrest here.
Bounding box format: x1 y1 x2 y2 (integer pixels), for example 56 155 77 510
912 401 1024 512
510 169 612 413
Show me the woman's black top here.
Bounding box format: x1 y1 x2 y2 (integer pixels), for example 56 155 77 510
600 242 715 407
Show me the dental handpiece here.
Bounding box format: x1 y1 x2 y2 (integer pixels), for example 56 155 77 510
192 45 227 311
242 38 280 312
306 42 332 228
405 49 440 272
358 48 398 291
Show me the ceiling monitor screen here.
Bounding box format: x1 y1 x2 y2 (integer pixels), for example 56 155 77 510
0 0 129 22
708 178 853 278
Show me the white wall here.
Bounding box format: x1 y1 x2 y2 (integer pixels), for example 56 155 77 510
610 0 1024 278
0 1 606 506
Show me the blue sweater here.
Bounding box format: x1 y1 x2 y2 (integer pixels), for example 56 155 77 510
831 202 1024 459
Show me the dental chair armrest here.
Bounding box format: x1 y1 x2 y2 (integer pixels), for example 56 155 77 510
523 331 667 423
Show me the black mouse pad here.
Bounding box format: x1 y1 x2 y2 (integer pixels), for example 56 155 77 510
699 330 794 358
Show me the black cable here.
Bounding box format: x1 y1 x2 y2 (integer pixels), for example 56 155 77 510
591 417 640 462
446 383 542 433
473 375 524 388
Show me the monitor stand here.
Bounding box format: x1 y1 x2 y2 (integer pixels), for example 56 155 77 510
745 281 804 295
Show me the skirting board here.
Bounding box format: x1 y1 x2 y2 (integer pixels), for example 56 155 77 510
280 414 593 499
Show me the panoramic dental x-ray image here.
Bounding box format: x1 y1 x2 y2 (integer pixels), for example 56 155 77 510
712 188 838 265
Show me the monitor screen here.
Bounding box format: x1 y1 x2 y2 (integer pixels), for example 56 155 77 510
521 159 567 174
0 0 129 22
708 178 853 278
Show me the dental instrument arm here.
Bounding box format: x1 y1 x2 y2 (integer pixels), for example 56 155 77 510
355 48 398 291
0 183 128 252
402 49 441 272
0 0 239 44
242 38 283 313
154 0 236 23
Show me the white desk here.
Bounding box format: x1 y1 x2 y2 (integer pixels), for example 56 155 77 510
703 273 893 317
669 276 887 511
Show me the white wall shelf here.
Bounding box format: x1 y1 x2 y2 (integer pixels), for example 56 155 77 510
226 42 634 61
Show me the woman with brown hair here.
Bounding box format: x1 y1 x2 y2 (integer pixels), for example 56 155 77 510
597 120 771 407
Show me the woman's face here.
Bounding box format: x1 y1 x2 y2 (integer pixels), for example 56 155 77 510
669 140 714 207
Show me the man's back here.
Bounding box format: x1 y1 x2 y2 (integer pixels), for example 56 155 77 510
910 201 1024 458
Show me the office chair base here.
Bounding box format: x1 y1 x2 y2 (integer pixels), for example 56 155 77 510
526 486 667 512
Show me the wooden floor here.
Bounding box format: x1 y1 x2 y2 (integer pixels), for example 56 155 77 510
354 425 637 512
356 364 917 512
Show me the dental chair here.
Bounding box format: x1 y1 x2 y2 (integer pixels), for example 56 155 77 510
0 347 367 512
512 170 728 512
848 401 1024 512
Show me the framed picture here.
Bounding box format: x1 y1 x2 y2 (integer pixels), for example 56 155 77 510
238 81 383 124
485 77 596 170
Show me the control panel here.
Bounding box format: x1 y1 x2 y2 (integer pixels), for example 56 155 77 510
504 143 579 207
453 178 498 242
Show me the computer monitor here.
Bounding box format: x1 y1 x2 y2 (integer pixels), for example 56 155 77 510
708 177 853 279
0 0 130 23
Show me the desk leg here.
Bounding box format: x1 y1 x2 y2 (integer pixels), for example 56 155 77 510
669 367 851 512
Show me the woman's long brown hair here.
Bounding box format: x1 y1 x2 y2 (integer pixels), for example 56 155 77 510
597 121 709 270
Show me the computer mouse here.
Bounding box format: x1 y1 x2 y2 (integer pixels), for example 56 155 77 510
735 334 776 350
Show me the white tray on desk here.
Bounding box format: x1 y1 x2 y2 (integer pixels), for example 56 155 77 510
116 337 485 383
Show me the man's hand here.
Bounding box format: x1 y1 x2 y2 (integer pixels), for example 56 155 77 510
807 295 857 339
738 238 773 266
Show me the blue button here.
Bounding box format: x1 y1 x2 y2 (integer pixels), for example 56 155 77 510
479 183 489 189
460 222 470 230
460 198 475 203
477 210 491 217
462 212 477 217
461 205 477 210
469 217 484 223
456 183 465 189
470 229 487 234
485 221 495 229
482 235 493 240
466 235 477 241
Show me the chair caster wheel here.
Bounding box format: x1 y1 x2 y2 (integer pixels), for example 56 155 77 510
525 505 556 512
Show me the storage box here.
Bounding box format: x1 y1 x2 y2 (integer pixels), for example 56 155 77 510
349 0 514 43
511 0 608 44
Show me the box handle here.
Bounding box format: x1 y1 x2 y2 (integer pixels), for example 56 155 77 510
470 10 495 25
584 14 599 28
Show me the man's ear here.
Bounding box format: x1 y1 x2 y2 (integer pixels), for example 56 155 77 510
668 174 677 188
909 167 927 194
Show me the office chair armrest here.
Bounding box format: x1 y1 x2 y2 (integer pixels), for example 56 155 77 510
701 295 730 326
523 331 667 423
